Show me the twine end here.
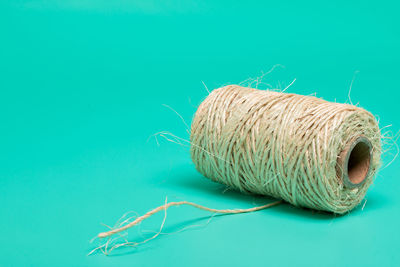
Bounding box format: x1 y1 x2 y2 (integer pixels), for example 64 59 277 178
98 232 109 238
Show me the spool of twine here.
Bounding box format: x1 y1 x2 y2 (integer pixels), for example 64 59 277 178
93 85 382 252
190 85 381 213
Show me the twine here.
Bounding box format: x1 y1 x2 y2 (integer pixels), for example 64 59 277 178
93 85 382 253
191 85 381 213
97 200 282 239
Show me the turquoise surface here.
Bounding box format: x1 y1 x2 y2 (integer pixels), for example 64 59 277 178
1 1 399 266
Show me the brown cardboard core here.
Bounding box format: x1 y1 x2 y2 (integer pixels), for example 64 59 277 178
347 141 371 184
336 136 372 188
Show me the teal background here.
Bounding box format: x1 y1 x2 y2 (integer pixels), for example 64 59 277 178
1 1 399 266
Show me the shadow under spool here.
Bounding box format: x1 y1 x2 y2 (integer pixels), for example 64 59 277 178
336 136 373 189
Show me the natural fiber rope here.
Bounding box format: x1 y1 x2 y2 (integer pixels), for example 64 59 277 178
190 85 381 213
94 84 382 249
98 200 282 238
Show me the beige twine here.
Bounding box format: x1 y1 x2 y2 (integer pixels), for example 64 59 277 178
97 200 282 238
191 85 381 213
93 85 382 253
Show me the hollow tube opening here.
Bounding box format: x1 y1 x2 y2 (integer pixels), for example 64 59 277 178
347 140 371 185
337 136 372 188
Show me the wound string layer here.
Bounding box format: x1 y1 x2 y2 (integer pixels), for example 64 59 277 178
190 85 381 213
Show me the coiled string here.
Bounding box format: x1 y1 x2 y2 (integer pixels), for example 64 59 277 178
190 85 381 213
92 85 381 254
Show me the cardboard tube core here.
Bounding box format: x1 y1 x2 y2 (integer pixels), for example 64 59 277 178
337 136 372 188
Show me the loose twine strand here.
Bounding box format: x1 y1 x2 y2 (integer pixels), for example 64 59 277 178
90 199 282 255
97 200 282 238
